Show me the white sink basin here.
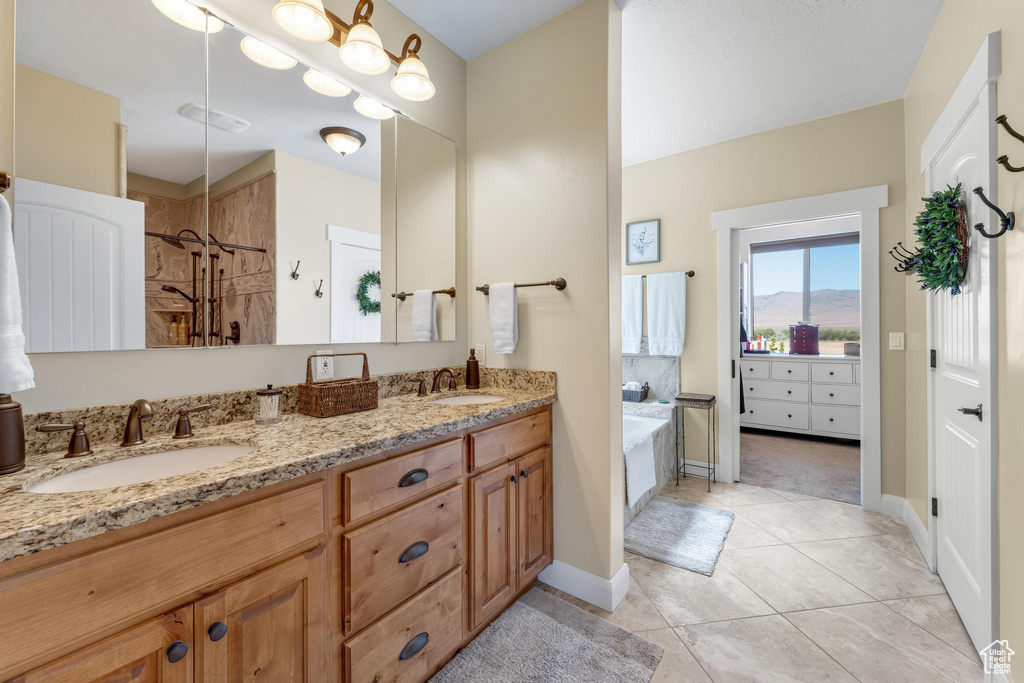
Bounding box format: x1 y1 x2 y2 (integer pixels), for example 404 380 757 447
431 394 505 406
25 445 255 493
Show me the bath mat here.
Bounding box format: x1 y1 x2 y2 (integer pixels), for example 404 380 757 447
430 588 663 683
624 496 734 575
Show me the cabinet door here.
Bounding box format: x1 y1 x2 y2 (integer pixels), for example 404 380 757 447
12 608 193 682
468 462 517 630
194 547 326 683
516 447 553 588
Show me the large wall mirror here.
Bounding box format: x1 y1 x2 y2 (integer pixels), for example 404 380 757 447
11 0 457 353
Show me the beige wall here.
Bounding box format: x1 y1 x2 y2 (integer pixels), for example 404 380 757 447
468 0 623 580
2 0 469 415
274 150 381 346
15 64 120 196
623 100 908 496
902 0 1024 667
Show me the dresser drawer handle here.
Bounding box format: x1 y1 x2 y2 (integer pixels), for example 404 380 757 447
399 541 430 563
208 622 228 642
829 371 835 375
787 414 792 418
787 369 792 374
829 393 834 397
829 418 835 422
399 632 430 661
398 468 429 488
787 390 792 394
166 641 189 664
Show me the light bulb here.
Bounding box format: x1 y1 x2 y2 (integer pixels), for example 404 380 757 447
303 69 353 97
272 0 333 42
353 96 395 120
339 22 390 75
240 36 297 70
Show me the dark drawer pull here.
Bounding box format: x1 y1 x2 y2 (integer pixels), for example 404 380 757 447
166 641 189 664
520 469 529 478
787 414 792 418
829 371 835 375
829 392 834 397
399 541 430 563
510 474 519 483
829 417 835 422
398 468 429 488
399 632 429 661
787 369 792 373
208 622 228 642
787 390 792 394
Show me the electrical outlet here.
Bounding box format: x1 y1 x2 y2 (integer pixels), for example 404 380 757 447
315 349 334 380
889 332 905 351
474 344 486 366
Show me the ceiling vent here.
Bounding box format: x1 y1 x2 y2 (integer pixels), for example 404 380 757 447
178 103 250 133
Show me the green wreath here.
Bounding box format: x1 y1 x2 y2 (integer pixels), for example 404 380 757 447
910 183 969 296
355 270 381 315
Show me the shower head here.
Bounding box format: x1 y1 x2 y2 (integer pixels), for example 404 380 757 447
159 229 205 250
161 285 195 303
160 236 185 249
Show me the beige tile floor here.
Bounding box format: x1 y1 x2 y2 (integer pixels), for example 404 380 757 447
539 477 983 683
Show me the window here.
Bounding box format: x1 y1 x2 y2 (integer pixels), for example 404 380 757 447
750 233 859 354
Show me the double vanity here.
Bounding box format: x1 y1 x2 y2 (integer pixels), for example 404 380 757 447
0 369 555 682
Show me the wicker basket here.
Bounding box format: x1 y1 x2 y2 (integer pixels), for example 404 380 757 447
623 382 649 403
297 352 378 418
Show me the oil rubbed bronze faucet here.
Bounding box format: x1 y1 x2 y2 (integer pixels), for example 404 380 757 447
173 404 212 439
430 368 458 393
121 399 154 446
36 421 93 458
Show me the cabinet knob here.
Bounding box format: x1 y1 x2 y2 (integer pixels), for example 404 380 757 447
829 393 834 397
520 469 529 478
208 622 228 642
749 387 753 391
166 641 189 664
787 390 792 394
399 632 430 661
829 371 835 375
787 369 792 374
398 468 429 488
829 417 835 422
510 475 519 483
787 414 792 418
398 541 430 564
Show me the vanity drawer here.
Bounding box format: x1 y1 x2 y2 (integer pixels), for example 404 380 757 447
343 485 463 634
811 404 860 436
343 568 463 683
744 379 808 403
343 438 463 526
741 398 809 430
771 361 809 381
469 409 550 472
811 384 861 406
739 360 770 379
811 363 854 383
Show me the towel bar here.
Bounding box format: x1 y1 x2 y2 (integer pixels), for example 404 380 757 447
392 288 456 301
476 278 566 295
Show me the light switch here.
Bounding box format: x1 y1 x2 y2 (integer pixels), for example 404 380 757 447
474 344 487 366
315 349 334 380
889 332 905 351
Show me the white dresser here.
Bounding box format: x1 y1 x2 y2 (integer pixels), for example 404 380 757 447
739 355 861 439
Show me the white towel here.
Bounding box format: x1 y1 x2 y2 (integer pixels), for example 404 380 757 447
0 195 34 393
647 271 686 356
623 381 642 391
624 429 656 508
488 283 518 354
621 275 642 355
412 290 438 342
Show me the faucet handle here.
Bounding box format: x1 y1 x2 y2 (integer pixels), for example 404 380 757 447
173 404 212 440
409 380 428 397
36 421 94 458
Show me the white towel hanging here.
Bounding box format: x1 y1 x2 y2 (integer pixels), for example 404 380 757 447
488 283 519 354
0 194 34 393
647 271 686 356
622 275 643 355
412 290 438 341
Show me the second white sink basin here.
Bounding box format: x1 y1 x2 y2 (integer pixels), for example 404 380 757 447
25 445 255 493
431 394 505 406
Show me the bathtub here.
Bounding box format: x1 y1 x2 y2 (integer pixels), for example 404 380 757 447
622 413 675 527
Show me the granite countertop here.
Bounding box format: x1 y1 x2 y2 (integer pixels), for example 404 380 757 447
0 385 555 564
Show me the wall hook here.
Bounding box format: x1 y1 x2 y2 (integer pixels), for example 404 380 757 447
314 280 324 298
290 261 301 280
889 241 917 273
995 116 1024 172
972 186 1015 239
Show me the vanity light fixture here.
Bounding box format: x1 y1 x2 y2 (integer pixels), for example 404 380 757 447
151 0 223 33
240 36 298 70
353 95 395 120
303 69 353 97
320 126 366 155
338 0 390 75
391 35 435 102
272 0 334 42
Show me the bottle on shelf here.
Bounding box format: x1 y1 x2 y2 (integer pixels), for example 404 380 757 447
169 315 178 346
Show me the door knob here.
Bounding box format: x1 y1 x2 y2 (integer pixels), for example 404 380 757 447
957 404 983 422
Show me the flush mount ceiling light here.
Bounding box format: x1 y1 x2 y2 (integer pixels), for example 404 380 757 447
320 126 366 155
391 35 435 102
178 104 250 133
151 0 223 32
303 69 353 97
240 36 297 70
338 0 390 75
272 0 333 42
353 95 395 120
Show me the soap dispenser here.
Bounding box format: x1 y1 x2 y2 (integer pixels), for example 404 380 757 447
465 349 480 389
169 315 179 345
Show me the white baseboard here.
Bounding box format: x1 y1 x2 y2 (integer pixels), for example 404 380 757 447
538 560 630 612
903 498 934 573
880 494 905 518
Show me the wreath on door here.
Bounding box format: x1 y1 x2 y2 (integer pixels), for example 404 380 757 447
355 270 381 315
911 183 970 295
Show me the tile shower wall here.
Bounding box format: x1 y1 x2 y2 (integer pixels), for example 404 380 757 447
622 338 680 401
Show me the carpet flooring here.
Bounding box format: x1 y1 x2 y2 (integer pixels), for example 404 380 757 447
624 497 734 575
740 428 860 504
431 588 663 682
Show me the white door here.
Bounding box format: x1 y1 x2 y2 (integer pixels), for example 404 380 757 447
923 33 998 653
12 178 145 352
329 226 381 344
